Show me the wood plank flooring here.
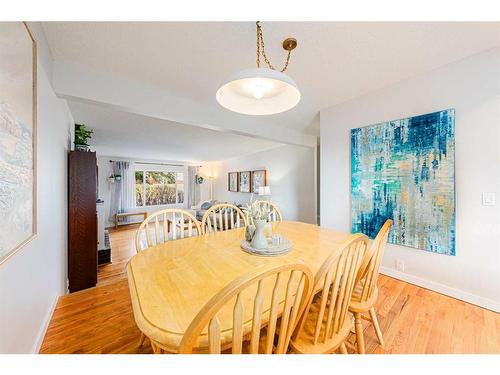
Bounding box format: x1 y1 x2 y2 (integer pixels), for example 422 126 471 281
39 226 500 354
97 224 140 285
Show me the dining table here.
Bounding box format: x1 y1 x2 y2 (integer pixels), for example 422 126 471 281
126 220 352 353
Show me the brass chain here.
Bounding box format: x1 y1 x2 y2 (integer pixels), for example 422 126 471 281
255 21 292 73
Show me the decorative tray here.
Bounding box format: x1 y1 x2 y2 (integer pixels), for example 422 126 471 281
240 235 292 257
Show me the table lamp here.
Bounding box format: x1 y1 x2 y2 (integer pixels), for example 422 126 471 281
258 186 271 197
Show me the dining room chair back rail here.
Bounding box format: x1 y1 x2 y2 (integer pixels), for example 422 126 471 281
349 219 392 353
135 208 201 252
178 263 313 354
355 219 393 302
201 204 248 234
290 233 368 354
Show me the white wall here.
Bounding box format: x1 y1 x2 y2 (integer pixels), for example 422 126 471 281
96 155 209 227
320 48 500 311
0 23 74 353
208 145 316 224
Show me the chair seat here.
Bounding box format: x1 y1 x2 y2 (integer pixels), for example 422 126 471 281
290 298 353 354
349 285 378 313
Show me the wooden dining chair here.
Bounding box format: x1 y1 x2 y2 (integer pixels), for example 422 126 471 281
289 234 368 354
249 200 283 224
201 203 248 235
178 263 313 354
349 219 392 354
135 209 202 252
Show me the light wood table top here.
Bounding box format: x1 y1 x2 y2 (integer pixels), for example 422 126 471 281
126 221 351 352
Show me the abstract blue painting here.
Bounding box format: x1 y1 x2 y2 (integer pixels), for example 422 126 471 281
351 109 456 255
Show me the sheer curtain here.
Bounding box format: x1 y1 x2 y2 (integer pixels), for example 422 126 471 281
109 161 135 223
187 166 200 208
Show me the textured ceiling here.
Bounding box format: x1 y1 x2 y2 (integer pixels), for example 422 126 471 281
43 22 500 136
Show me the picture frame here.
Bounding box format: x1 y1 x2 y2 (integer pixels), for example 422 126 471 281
0 22 37 265
251 170 267 193
239 171 251 193
228 172 239 192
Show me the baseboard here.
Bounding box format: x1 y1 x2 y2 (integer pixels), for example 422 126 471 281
380 266 500 313
32 294 59 354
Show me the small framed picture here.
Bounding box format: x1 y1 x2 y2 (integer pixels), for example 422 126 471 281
228 172 239 192
239 171 251 193
251 170 267 193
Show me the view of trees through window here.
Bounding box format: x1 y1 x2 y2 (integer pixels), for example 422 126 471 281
135 170 184 206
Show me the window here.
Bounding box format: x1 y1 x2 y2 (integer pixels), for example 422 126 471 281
135 168 184 207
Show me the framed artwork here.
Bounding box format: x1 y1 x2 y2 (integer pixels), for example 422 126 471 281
351 109 455 256
228 172 239 192
0 22 37 265
251 170 267 193
239 171 251 193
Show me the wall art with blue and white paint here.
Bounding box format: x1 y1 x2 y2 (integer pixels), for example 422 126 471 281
351 109 455 255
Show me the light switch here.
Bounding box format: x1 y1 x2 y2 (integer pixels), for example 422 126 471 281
482 192 496 206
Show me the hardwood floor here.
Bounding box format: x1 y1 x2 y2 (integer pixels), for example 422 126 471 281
97 224 140 285
39 226 500 354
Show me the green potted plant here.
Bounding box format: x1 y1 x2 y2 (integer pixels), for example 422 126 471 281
74 124 94 151
195 174 204 184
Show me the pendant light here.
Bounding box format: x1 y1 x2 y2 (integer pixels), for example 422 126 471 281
216 22 300 116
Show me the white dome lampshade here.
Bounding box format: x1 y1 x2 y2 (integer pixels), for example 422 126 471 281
216 67 301 116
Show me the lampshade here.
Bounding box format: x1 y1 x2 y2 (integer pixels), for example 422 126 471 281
216 68 301 116
258 186 271 196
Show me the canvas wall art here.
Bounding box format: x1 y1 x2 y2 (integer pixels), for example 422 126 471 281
351 109 455 255
228 172 238 192
239 171 251 193
0 22 37 264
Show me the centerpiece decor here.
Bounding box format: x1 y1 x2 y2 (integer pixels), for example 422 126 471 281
241 200 292 256
247 200 269 250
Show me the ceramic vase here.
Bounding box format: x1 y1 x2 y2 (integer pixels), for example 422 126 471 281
251 219 268 250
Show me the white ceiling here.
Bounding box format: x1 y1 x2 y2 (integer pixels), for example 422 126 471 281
43 22 500 136
67 100 283 162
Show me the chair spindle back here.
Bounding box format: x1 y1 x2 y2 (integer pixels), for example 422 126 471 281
295 234 368 345
201 204 248 234
179 263 313 354
354 219 392 303
135 209 201 252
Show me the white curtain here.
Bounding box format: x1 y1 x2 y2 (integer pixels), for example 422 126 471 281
109 161 135 223
187 166 200 208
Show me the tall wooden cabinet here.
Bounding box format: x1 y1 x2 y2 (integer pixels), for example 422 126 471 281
68 151 97 293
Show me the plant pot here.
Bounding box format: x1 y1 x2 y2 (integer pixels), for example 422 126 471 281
75 144 89 151
250 219 268 250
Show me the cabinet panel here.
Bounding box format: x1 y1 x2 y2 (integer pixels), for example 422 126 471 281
68 151 97 293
